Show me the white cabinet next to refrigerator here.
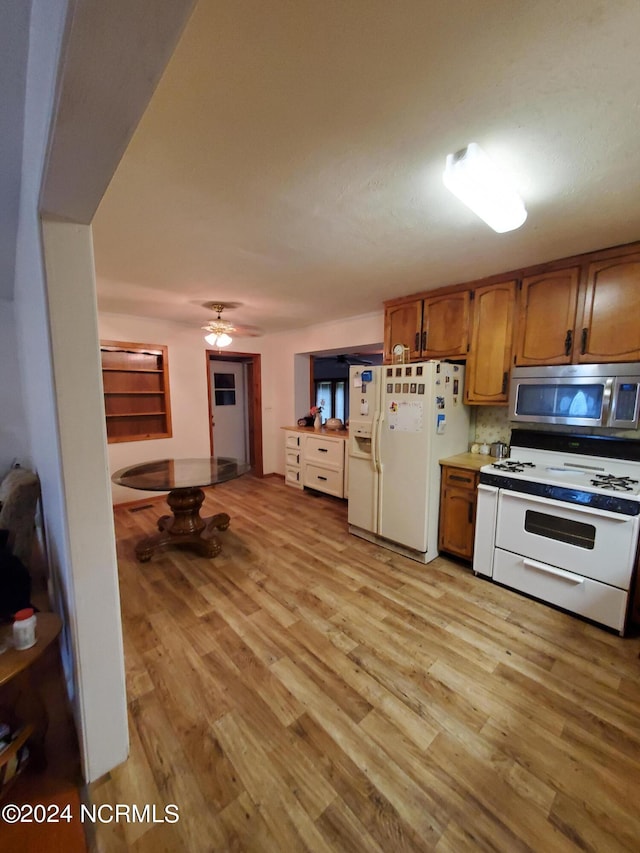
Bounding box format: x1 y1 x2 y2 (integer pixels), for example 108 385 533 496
303 433 346 498
284 430 303 489
282 428 348 498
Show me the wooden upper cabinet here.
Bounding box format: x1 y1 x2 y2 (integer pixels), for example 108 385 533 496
465 280 517 405
421 291 470 358
383 241 640 373
514 268 580 365
577 253 640 363
383 300 422 362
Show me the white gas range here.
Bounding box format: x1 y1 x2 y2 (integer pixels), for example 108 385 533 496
473 430 640 635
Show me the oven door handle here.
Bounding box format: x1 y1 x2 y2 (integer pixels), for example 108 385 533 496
499 489 635 523
522 559 584 584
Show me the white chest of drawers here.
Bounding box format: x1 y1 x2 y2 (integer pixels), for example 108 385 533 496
282 428 348 498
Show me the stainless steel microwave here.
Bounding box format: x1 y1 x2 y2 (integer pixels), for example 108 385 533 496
509 363 640 429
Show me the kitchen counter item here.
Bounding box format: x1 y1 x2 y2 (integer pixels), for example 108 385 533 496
325 417 344 430
490 441 509 458
281 425 348 437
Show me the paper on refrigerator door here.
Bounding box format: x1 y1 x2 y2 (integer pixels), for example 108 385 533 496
387 400 424 432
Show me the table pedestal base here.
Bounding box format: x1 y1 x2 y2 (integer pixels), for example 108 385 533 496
135 487 229 562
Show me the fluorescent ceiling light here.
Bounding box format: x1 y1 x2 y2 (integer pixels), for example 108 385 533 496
443 142 527 233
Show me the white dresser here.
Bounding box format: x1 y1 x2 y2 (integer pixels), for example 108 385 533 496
282 427 348 498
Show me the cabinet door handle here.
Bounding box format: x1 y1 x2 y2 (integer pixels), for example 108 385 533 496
581 327 588 354
501 371 508 394
317 475 328 481
422 330 427 351
450 474 472 483
317 447 328 453
564 329 573 356
415 332 420 351
468 502 474 524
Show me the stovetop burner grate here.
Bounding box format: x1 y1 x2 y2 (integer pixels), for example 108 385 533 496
590 474 639 492
491 460 535 473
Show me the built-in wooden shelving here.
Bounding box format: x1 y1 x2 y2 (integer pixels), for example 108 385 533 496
100 341 172 443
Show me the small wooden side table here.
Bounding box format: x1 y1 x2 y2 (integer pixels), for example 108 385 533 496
0 613 63 770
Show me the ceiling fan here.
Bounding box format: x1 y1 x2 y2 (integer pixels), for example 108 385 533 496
335 353 373 366
201 302 262 348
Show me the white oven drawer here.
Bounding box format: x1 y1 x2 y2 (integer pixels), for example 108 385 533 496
493 548 628 633
495 490 638 589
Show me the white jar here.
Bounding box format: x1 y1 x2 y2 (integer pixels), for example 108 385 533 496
479 442 490 455
13 608 37 650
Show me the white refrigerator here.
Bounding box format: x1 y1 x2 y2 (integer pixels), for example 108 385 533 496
348 361 470 563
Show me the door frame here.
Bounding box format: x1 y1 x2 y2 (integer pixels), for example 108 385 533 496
206 350 263 476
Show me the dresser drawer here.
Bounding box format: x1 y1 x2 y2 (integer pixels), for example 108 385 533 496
443 466 478 491
286 450 301 467
286 433 302 449
285 466 303 489
304 436 344 467
303 463 344 498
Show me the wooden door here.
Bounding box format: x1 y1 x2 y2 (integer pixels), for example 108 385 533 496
383 300 422 362
577 253 640 362
465 280 517 404
421 291 470 358
514 268 580 365
438 467 478 560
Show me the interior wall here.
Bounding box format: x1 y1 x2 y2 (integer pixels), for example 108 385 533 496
260 311 384 474
41 220 129 781
13 0 196 784
13 0 128 784
0 298 30 475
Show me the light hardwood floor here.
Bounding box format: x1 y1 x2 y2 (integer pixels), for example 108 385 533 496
90 475 640 852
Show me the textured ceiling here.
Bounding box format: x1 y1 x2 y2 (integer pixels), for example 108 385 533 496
92 0 640 335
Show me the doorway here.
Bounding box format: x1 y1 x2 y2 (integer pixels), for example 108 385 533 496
206 350 263 476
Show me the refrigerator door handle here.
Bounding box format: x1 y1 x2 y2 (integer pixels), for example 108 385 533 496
371 412 380 472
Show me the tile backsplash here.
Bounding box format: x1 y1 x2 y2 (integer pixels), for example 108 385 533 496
473 406 511 445
472 405 640 449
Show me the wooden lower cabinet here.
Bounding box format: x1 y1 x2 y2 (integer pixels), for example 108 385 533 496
438 465 479 561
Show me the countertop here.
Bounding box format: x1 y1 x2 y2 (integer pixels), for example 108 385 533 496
282 425 349 439
439 452 490 472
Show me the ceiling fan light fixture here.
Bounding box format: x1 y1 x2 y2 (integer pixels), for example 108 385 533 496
204 331 233 348
442 142 527 233
202 303 235 348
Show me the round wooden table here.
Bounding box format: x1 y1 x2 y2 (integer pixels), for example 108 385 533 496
112 457 251 561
